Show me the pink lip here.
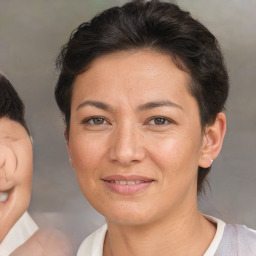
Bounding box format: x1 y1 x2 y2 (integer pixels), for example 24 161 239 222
0 179 16 192
102 175 155 195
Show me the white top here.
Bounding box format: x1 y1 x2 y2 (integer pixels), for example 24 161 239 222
0 211 38 256
77 216 256 256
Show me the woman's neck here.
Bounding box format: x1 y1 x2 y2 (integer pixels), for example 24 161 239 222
104 208 216 256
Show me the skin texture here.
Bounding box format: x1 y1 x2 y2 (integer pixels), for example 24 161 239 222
0 117 33 242
66 50 226 256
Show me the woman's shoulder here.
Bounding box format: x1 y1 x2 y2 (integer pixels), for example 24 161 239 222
77 224 107 256
216 223 256 255
223 224 256 245
10 227 75 256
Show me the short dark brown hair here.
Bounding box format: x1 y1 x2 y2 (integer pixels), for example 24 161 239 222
0 73 29 134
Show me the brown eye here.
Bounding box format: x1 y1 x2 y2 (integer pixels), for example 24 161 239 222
82 116 107 125
91 117 105 125
148 117 171 125
154 118 166 125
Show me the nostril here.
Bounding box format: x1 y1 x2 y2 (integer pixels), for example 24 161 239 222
110 146 146 166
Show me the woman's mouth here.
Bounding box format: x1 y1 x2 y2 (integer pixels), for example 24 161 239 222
0 191 9 202
102 175 155 194
109 180 145 185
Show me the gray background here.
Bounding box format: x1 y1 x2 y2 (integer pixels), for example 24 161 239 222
0 0 255 250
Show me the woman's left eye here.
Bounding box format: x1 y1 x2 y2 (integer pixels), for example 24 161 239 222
147 117 172 126
82 116 108 126
90 117 106 125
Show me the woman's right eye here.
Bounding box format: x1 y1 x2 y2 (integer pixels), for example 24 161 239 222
82 117 108 126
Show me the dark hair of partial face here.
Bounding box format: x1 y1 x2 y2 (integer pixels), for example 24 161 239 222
0 73 30 135
55 0 229 194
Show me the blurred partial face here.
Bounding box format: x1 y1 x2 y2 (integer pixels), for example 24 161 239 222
67 50 207 226
0 117 33 242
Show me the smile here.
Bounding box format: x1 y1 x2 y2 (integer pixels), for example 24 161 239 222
0 191 9 202
109 180 144 185
102 175 154 194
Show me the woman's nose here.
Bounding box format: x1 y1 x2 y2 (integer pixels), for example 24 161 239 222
0 144 17 186
108 123 146 166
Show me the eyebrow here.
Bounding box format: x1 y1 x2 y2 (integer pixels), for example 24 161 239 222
137 100 183 111
76 100 114 112
76 99 183 112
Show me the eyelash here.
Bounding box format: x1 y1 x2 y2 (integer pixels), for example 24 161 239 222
146 116 173 126
82 116 109 126
82 116 173 127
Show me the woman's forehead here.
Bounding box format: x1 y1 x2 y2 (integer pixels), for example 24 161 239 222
0 117 29 141
72 51 191 100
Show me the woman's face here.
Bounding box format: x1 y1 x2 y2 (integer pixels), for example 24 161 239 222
67 50 209 226
0 117 33 242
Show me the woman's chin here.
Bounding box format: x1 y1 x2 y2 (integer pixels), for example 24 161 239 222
103 206 155 227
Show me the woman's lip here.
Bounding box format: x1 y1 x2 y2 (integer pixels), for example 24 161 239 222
0 181 16 192
102 175 154 182
102 175 155 195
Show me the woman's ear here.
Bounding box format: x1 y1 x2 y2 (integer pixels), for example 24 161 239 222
64 130 74 168
199 112 226 168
